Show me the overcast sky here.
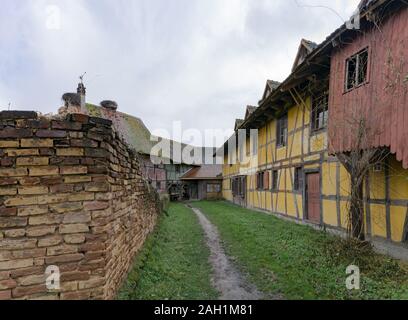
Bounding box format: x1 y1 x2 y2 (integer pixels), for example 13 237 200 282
0 0 360 146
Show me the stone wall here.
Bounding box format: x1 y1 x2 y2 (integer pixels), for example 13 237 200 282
0 111 160 300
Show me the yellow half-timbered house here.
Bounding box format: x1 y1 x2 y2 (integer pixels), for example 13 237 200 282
220 0 408 250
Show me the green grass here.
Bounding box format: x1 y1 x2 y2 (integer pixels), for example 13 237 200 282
118 203 218 300
193 201 408 300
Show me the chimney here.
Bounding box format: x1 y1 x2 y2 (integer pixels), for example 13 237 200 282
77 82 86 112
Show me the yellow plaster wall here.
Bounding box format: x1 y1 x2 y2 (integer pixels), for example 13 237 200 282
390 206 407 242
371 204 387 238
323 199 338 227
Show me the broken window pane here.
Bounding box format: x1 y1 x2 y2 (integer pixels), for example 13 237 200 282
358 50 368 85
346 56 357 90
346 48 368 91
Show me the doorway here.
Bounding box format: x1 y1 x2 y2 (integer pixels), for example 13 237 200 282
305 172 321 224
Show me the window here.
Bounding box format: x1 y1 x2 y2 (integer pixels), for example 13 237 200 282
311 94 329 131
271 170 279 191
239 177 246 196
346 48 369 91
232 177 245 196
256 172 264 190
294 167 303 191
276 114 288 147
207 184 221 193
251 131 258 156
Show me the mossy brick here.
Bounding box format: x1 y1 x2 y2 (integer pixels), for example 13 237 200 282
16 157 49 166
21 139 53 148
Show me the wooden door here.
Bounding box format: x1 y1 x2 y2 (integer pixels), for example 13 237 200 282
190 184 198 200
306 173 321 224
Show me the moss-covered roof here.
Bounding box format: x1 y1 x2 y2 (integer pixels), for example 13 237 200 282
85 104 217 164
85 103 154 155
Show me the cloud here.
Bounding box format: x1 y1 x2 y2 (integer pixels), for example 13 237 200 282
0 0 360 146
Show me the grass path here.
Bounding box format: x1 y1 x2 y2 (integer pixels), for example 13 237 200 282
193 201 408 300
118 203 218 300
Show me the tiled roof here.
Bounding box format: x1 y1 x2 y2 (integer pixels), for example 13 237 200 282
180 165 223 180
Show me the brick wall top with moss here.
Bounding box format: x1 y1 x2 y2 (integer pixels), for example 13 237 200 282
0 110 160 300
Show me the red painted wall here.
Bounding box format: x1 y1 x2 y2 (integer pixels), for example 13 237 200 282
329 6 408 168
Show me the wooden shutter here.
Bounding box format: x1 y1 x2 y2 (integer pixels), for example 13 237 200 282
263 171 269 190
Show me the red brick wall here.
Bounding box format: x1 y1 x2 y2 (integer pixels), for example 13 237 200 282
0 111 160 300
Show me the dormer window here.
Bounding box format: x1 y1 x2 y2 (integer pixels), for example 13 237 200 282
345 48 369 91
